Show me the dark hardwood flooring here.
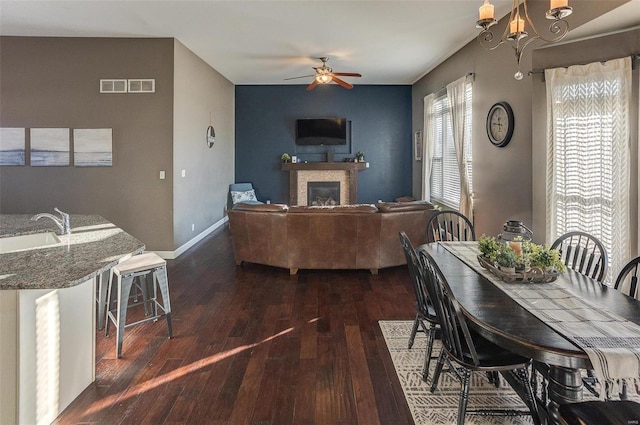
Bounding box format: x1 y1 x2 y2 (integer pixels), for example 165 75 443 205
54 225 417 425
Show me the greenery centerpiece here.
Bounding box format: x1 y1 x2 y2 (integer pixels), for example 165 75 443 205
495 243 517 273
281 152 291 163
525 242 566 273
477 235 565 282
478 234 501 261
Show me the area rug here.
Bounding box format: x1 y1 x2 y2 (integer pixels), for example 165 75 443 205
379 320 535 424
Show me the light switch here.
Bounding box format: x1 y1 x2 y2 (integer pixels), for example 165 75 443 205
159 170 166 179
181 169 186 177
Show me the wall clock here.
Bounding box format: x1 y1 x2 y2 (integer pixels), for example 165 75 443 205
486 102 514 147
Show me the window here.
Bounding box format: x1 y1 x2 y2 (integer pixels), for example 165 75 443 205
428 83 472 210
546 57 632 284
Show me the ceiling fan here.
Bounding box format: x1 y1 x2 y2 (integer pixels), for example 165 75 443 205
284 57 362 91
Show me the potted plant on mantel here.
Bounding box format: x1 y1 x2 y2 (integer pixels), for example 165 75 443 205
281 153 291 163
355 151 365 162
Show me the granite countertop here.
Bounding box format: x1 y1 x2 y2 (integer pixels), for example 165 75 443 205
0 214 145 290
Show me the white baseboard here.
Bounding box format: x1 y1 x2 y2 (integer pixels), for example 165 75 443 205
152 216 228 260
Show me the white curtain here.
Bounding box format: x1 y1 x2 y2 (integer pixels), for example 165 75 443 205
422 93 436 201
545 57 632 284
446 76 473 219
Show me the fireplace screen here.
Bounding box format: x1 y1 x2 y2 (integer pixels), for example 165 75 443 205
307 181 340 206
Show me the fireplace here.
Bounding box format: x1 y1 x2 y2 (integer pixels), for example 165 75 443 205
307 182 340 206
281 162 367 205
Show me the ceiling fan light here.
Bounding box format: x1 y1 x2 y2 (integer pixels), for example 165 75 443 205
316 74 332 84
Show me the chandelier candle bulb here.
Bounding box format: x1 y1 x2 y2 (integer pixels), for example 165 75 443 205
479 0 495 20
550 0 568 9
510 17 525 34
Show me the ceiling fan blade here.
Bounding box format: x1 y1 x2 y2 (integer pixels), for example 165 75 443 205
332 72 361 77
331 76 353 90
306 80 318 91
284 74 315 81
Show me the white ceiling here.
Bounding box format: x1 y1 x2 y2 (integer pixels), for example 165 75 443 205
1 0 638 86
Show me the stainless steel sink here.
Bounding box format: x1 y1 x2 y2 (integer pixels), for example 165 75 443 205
0 232 61 254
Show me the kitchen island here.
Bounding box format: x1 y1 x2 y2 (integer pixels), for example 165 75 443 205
0 214 145 425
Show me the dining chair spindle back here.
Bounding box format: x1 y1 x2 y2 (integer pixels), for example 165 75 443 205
426 211 475 243
614 256 640 300
551 231 608 283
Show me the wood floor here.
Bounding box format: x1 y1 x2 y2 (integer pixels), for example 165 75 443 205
54 225 417 425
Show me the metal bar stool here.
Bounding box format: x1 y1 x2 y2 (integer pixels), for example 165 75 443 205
105 252 173 358
96 260 151 331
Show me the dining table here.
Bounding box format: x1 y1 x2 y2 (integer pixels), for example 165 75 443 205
418 241 640 425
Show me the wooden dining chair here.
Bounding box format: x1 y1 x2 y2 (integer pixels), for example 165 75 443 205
426 210 476 243
417 247 541 425
399 231 439 382
614 256 640 300
551 231 608 283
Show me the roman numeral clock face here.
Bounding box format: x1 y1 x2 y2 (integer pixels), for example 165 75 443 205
486 102 514 147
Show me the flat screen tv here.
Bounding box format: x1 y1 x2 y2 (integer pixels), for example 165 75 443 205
296 118 347 146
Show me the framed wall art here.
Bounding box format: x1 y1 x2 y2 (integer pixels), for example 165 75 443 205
74 128 113 167
31 128 70 166
0 127 26 166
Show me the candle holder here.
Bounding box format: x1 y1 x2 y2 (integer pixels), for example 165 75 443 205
507 31 528 41
546 6 573 20
476 18 497 30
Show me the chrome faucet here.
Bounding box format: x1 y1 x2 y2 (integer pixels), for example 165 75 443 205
31 207 71 234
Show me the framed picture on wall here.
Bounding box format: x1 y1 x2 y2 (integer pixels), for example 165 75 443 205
0 128 26 166
414 130 422 161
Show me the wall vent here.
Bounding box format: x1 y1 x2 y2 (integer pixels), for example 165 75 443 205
128 79 155 93
100 79 127 93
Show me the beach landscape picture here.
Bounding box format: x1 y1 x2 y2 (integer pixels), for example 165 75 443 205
31 128 70 166
0 127 26 166
74 128 113 167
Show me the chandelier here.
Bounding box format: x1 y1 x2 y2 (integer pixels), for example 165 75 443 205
476 0 573 80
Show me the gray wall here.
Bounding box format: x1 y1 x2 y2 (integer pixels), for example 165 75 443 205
0 37 236 252
411 0 627 239
173 40 234 248
531 28 640 252
0 37 175 250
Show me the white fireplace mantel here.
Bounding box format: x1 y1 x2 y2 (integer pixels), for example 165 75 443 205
281 162 368 206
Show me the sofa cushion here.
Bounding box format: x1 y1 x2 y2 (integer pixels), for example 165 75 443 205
288 204 378 214
232 203 288 212
395 196 417 202
377 200 433 213
231 189 258 204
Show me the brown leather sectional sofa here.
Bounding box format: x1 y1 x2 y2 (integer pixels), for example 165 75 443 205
227 201 435 275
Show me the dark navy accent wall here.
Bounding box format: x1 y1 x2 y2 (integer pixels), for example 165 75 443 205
235 84 412 205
